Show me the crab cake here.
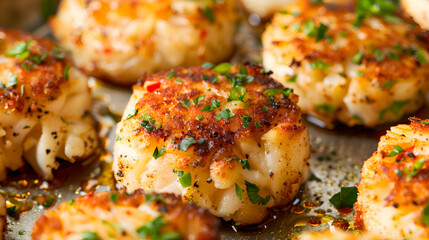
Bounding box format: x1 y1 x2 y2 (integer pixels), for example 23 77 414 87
0 29 98 180
355 118 429 239
262 0 429 128
50 0 238 86
239 0 293 18
32 190 219 240
401 0 429 30
113 63 310 225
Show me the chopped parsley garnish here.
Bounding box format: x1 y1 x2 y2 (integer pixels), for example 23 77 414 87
202 99 221 112
238 159 251 171
109 193 118 203
136 215 182 240
213 63 231 74
198 138 205 145
329 186 358 209
388 51 399 60
309 173 322 182
242 115 251 128
394 169 403 177
215 109 235 121
6 40 32 60
315 104 336 114
63 65 70 80
235 183 243 200
262 106 268 112
415 49 428 65
228 85 246 102
69 199 75 205
381 80 396 89
245 181 270 205
286 75 297 83
202 5 215 23
166 72 176 79
352 51 364 64
419 201 429 226
404 158 426 181
81 231 100 240
263 88 293 97
379 100 409 120
409 117 429 125
311 0 324 4
175 79 183 83
174 170 192 188
371 48 385 62
145 194 166 204
141 118 156 132
0 82 5 89
196 116 203 121
115 136 122 142
354 0 399 27
180 99 191 107
310 60 330 70
255 122 262 127
202 62 214 69
356 71 364 77
6 74 18 88
352 115 364 124
125 109 138 119
59 117 69 125
192 95 205 105
178 138 196 151
387 145 404 157
153 146 166 159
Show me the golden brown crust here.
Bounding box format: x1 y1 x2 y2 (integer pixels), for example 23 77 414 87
32 190 220 240
0 28 71 113
267 0 428 85
355 118 429 236
128 64 301 160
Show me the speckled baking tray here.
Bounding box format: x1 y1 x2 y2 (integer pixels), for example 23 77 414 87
1 2 428 239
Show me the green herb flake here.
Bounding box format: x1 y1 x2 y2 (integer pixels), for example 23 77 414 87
60 117 69 125
175 78 183 83
381 80 396 89
394 169 403 177
352 51 364 64
262 106 268 112
166 72 176 79
145 194 166 204
387 145 405 157
81 231 100 240
213 63 231 75
356 71 364 77
379 100 409 120
202 62 214 69
109 193 118 203
228 85 246 102
303 19 316 37
329 186 358 209
215 109 235 121
153 146 166 159
196 116 204 121
315 104 336 114
405 158 426 181
310 60 330 70
409 117 429 125
242 115 251 128
309 173 322 182
263 88 293 97
238 159 251 171
388 51 399 60
235 183 243 200
202 99 221 112
255 122 262 127
6 74 18 88
245 181 270 205
371 49 385 62
415 49 428 65
178 172 192 188
192 95 205 105
63 65 70 80
419 201 429 226
6 40 32 60
202 5 215 23
125 109 138 119
136 215 180 239
69 199 75 205
286 75 297 83
180 99 191 107
115 136 122 142
178 138 196 151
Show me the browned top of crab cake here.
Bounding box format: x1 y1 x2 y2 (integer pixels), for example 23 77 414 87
120 63 303 160
32 190 220 240
0 28 71 113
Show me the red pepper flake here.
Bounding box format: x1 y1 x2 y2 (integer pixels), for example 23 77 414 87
103 47 112 54
200 29 208 40
147 82 161 92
